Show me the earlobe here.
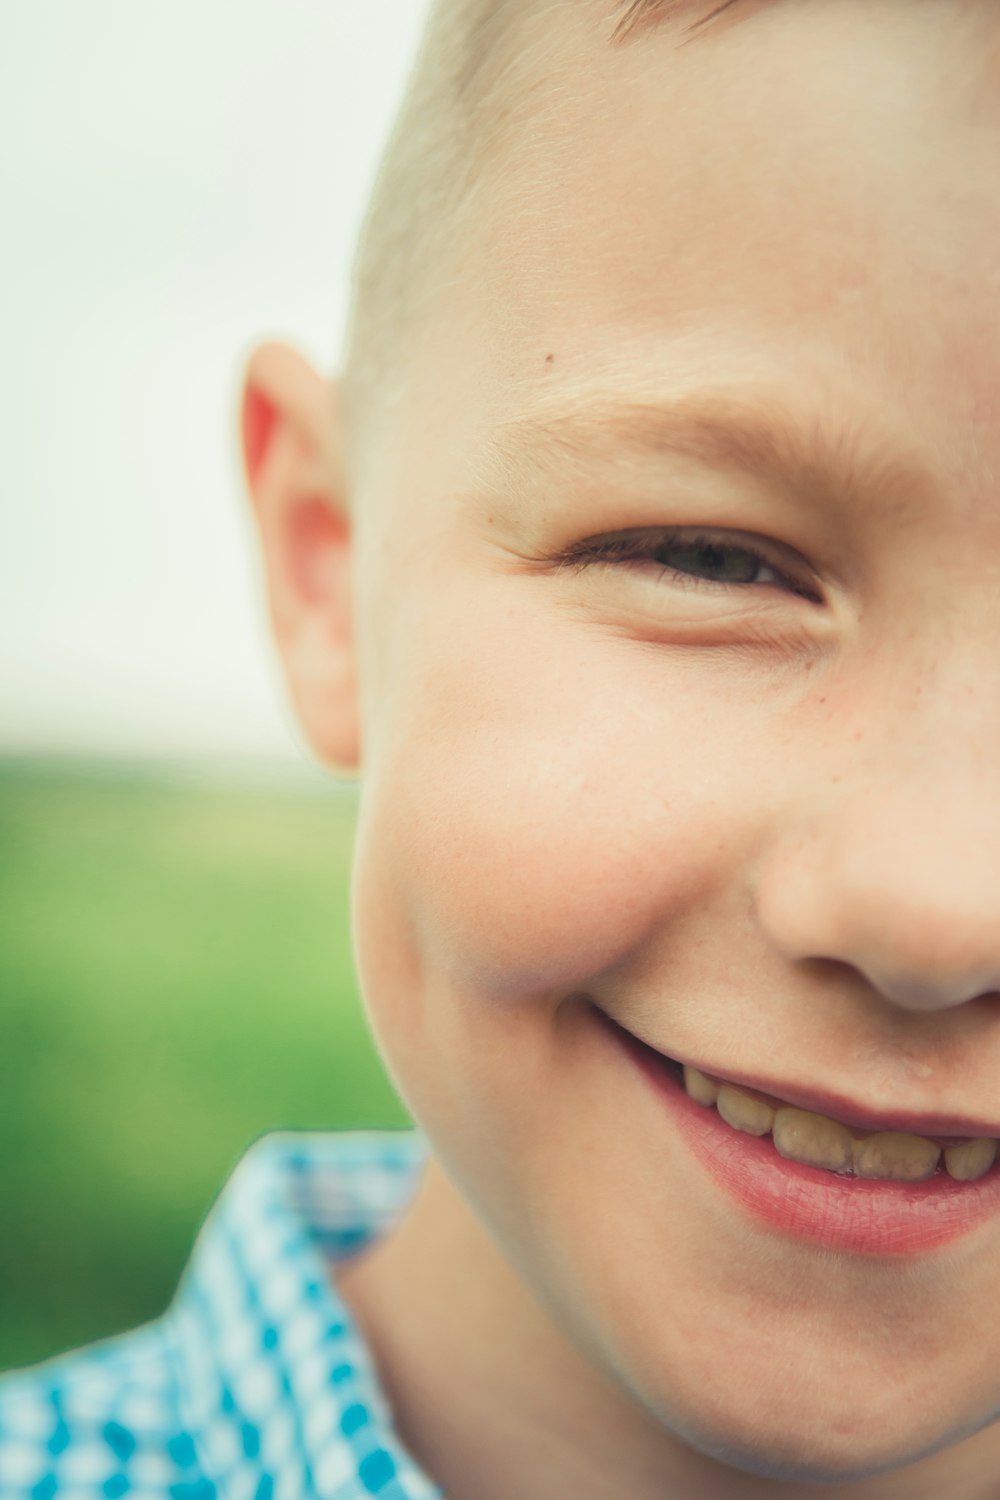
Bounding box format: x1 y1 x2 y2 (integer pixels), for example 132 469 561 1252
239 342 360 773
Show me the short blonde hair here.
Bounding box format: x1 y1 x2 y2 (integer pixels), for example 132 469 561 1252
341 0 530 488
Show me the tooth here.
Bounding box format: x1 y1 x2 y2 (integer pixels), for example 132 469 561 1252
684 1066 719 1107
772 1108 853 1174
944 1139 997 1183
716 1084 775 1137
853 1132 941 1183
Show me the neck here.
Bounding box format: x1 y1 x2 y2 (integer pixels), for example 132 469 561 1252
334 1153 1000 1500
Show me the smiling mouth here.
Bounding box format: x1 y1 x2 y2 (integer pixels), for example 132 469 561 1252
675 1062 998 1184
598 1013 999 1186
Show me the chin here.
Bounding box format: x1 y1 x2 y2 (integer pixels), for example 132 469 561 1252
657 1378 996 1488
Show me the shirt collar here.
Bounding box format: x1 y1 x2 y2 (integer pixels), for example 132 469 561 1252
169 1130 443 1499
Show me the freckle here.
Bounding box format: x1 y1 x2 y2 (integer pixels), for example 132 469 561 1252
545 353 555 365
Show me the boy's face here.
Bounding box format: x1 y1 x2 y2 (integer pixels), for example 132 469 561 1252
261 0 1000 1484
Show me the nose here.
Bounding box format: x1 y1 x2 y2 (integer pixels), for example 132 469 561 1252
754 701 1000 1014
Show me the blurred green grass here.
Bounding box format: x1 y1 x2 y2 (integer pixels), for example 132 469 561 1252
0 758 409 1373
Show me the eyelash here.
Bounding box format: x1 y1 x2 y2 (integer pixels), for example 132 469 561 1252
553 529 823 604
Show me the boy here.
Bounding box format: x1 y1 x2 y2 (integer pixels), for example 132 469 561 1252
5 0 1000 1494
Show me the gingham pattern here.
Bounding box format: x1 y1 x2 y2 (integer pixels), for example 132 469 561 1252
0 1132 444 1500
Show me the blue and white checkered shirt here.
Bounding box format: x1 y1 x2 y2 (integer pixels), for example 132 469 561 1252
0 1132 444 1499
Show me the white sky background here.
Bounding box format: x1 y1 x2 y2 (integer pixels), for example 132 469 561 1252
1 1 431 769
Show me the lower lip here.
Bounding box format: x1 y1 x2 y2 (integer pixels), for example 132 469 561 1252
602 1015 1000 1257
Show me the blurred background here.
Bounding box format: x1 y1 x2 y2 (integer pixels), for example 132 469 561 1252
1 0 431 1371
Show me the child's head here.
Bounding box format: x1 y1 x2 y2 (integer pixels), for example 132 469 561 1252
242 0 1000 1485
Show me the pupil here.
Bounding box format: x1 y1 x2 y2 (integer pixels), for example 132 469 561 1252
656 540 759 584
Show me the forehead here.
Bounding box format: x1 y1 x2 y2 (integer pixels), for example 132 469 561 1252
388 1 1000 519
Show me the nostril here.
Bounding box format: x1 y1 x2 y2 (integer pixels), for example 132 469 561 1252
857 965 1000 1014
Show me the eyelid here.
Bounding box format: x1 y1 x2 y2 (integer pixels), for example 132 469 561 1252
553 526 824 603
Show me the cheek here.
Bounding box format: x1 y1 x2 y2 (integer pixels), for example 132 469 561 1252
352 587 758 1017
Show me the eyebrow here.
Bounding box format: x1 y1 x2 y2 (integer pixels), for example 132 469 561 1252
483 389 938 524
613 0 761 45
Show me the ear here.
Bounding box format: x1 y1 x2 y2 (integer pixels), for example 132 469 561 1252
240 342 359 772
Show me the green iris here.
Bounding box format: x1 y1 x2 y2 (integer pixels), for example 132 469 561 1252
654 539 762 584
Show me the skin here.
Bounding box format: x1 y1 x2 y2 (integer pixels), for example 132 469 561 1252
242 1 1000 1494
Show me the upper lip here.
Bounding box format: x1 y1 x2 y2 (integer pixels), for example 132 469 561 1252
601 1011 1000 1140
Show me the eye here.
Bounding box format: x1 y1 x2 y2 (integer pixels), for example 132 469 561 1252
557 528 822 604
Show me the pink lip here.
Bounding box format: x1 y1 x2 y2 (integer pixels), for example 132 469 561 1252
598 1013 1000 1257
